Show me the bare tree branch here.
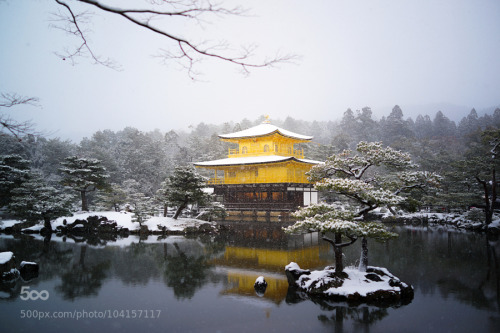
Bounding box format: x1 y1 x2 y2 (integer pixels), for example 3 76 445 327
0 93 40 140
52 0 298 77
0 93 39 108
52 0 120 69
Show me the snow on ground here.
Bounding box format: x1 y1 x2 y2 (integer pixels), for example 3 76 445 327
0 220 21 230
0 211 213 234
490 217 500 230
326 267 402 297
51 211 213 232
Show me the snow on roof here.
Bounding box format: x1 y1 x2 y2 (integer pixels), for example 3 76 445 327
194 155 322 167
219 123 313 141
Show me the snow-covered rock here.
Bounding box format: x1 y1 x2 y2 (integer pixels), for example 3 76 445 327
0 251 19 282
19 261 39 281
254 276 268 296
285 262 414 305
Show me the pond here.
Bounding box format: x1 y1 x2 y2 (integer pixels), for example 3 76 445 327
1 223 499 332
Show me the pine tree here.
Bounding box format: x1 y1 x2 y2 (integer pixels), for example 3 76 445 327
0 154 30 207
9 173 73 231
466 129 500 225
285 141 441 273
98 183 127 212
59 156 109 211
160 166 210 219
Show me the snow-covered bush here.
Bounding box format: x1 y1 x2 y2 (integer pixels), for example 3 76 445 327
464 208 486 223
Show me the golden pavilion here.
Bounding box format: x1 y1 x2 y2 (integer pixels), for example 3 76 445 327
194 118 321 220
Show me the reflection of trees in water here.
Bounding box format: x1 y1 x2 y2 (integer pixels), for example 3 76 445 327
485 237 500 313
55 246 110 300
162 243 212 300
366 227 500 314
112 242 163 285
318 306 389 333
0 235 74 300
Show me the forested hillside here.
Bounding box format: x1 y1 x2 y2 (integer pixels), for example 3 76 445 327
1 106 499 213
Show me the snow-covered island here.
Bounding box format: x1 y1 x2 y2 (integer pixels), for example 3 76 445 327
285 262 414 306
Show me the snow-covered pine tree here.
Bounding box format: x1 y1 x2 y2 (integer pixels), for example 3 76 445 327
97 183 127 212
0 154 30 207
161 166 210 219
285 141 441 273
59 156 109 211
129 192 153 226
9 173 74 231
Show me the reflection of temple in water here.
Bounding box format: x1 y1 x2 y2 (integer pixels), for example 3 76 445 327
213 227 331 305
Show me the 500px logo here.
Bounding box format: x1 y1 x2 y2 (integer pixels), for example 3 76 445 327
20 287 49 301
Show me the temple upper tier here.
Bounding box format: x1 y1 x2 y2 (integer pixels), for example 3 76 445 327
194 120 322 185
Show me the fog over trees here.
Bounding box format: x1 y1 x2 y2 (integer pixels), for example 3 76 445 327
0 106 499 217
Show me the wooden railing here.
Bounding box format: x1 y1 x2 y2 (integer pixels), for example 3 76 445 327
222 202 298 211
227 148 304 159
206 175 309 185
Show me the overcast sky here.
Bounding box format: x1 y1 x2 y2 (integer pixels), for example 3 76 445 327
1 0 499 142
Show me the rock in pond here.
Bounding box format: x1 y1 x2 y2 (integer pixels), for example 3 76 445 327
19 261 39 281
0 251 19 282
254 276 268 296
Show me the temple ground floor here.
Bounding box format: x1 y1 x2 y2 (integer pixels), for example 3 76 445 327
211 183 318 222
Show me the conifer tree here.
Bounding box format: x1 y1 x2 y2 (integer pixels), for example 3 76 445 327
9 173 73 231
0 154 30 207
286 141 441 273
59 156 109 211
160 166 210 219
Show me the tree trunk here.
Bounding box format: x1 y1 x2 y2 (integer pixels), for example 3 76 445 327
173 200 188 219
43 216 52 232
81 190 88 211
477 168 496 225
163 204 168 217
334 232 344 273
359 237 368 272
323 232 358 274
487 167 497 225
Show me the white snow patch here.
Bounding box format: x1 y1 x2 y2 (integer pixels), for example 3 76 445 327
22 225 44 232
20 261 37 267
1 211 214 244
0 251 14 264
53 211 135 230
285 262 301 271
51 211 213 233
255 276 265 284
292 264 404 298
326 267 400 297
0 220 19 230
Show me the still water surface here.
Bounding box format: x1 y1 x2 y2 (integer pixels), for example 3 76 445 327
1 223 499 332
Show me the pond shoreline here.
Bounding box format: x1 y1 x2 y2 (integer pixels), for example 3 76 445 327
1 212 498 239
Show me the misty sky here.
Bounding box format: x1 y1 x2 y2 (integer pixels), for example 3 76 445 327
1 0 499 142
